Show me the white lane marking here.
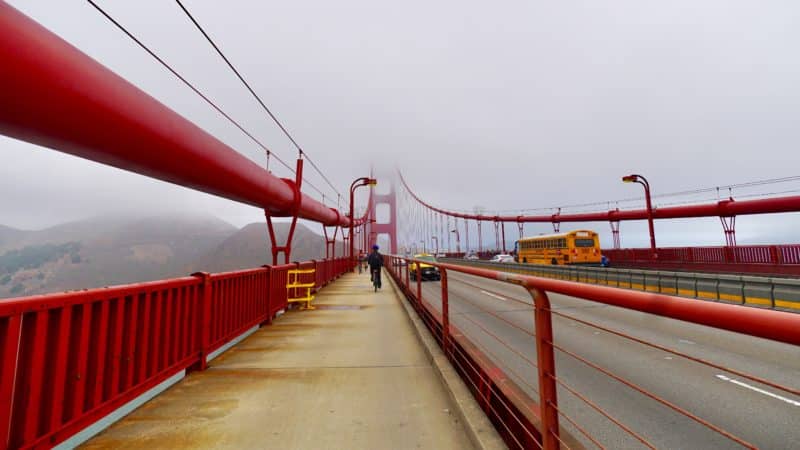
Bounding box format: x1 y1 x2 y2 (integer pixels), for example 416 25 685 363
480 290 507 301
678 339 696 345
716 374 800 407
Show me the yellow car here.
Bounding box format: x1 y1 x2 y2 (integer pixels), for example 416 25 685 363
409 254 441 281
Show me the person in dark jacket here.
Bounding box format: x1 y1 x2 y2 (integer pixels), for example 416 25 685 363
367 245 383 289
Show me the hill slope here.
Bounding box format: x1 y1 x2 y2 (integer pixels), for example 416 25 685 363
0 216 342 298
188 222 345 273
0 214 236 298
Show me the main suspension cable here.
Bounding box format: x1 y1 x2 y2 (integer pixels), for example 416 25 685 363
173 0 344 201
85 0 333 203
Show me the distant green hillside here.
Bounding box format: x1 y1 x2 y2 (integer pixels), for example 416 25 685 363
0 242 81 276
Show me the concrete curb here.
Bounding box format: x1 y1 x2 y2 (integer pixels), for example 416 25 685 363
385 270 506 450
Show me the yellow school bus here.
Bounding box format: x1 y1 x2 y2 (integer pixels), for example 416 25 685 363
515 230 602 265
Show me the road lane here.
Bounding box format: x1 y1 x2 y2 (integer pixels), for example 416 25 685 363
406 271 800 449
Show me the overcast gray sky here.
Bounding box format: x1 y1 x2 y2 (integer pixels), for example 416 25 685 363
2 0 799 248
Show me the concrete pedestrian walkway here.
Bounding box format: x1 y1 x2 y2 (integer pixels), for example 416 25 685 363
81 271 476 449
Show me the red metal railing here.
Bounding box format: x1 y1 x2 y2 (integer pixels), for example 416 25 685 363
385 255 800 449
604 244 800 276
0 258 351 450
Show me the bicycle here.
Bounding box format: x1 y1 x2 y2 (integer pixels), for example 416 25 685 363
371 268 382 292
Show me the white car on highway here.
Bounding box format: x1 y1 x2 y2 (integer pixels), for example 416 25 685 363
489 254 515 263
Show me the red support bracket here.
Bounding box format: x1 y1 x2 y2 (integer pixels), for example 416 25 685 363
322 225 340 260
341 226 350 258
264 159 304 265
465 219 470 254
477 220 483 253
501 221 507 253
720 216 736 247
610 220 621 249
493 219 501 253
552 208 561 233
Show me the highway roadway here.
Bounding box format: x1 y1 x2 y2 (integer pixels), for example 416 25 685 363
412 271 800 449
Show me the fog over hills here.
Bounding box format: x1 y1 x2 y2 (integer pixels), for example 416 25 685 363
0 214 335 299
187 221 345 273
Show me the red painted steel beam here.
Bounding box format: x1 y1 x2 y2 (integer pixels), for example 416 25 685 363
0 3 353 227
399 172 800 224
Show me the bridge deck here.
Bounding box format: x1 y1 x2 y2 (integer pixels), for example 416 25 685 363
81 272 473 449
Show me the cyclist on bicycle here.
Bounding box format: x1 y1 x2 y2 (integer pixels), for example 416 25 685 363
367 244 383 290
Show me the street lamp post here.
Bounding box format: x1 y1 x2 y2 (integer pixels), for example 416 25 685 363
431 236 439 255
622 174 657 259
451 229 461 254
350 177 377 271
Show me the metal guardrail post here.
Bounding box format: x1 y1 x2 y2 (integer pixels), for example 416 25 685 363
416 266 423 306
441 268 450 356
405 260 410 293
1 314 22 449
262 265 273 324
191 271 213 371
529 287 560 449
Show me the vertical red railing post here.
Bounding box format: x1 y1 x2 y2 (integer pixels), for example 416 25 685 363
440 268 450 356
191 272 213 371
529 287 560 450
416 264 422 307
404 259 410 293
261 265 273 325
769 245 780 265
1 314 22 449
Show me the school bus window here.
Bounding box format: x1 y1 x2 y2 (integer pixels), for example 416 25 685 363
574 238 595 247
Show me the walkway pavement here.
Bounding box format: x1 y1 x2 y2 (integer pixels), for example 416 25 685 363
82 271 475 449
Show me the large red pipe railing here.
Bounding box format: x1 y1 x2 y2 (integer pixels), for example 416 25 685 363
399 171 800 224
0 3 355 227
0 257 353 449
